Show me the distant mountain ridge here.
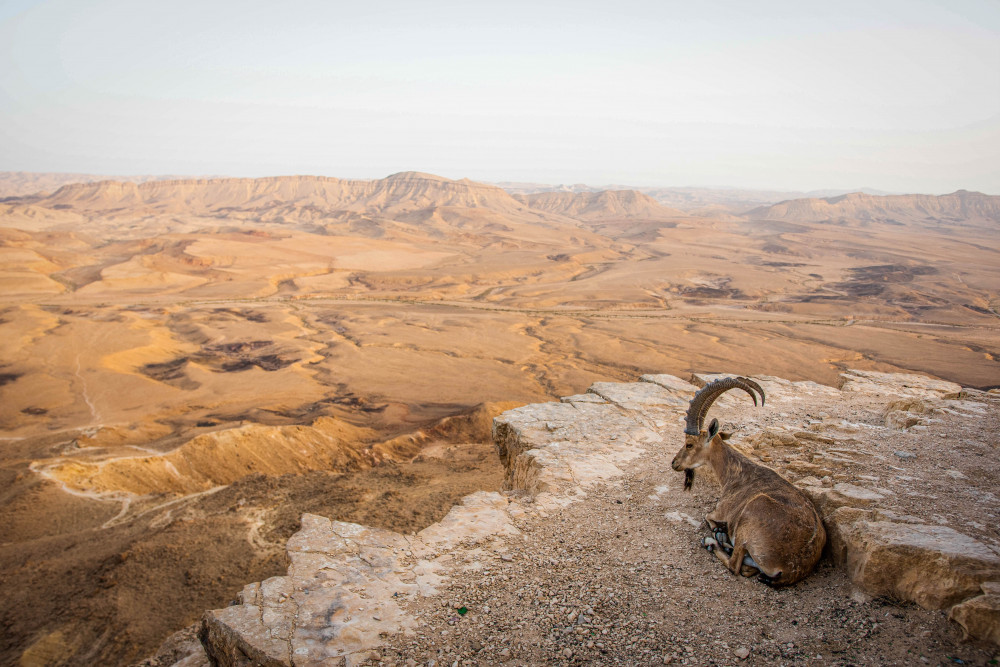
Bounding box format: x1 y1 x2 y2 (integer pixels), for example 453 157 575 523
513 190 687 220
0 171 204 198
494 181 895 212
28 172 529 217
5 172 998 227
15 172 690 222
745 190 1000 225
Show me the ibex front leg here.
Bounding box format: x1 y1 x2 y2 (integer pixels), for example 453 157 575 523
706 539 759 577
703 515 760 577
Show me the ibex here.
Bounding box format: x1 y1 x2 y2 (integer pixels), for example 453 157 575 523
671 376 825 585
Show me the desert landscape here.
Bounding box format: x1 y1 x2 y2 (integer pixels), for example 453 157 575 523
1 171 999 665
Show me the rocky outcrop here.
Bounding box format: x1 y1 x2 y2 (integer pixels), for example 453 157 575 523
950 582 1000 644
202 494 524 666
195 370 1000 664
824 514 1000 608
838 368 963 399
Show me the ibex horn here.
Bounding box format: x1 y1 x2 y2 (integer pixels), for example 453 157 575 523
684 376 765 435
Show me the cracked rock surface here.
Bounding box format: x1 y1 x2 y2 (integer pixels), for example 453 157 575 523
192 370 999 666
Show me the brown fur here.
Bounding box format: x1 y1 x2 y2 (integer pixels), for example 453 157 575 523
672 422 826 585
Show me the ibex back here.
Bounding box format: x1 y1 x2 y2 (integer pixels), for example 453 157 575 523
671 377 825 586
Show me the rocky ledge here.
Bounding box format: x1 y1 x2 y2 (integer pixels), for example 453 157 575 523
167 370 999 666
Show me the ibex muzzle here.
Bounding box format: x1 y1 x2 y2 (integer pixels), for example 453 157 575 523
671 376 825 585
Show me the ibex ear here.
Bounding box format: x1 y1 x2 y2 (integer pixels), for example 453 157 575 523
707 418 720 439
719 431 733 441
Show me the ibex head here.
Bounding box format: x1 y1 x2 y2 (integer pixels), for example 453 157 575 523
671 376 765 490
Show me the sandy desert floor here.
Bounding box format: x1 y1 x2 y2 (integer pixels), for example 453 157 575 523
1 175 998 665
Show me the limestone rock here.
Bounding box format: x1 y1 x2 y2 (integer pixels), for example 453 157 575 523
560 392 606 404
587 381 689 410
136 624 210 667
640 374 700 394
839 369 962 400
821 506 875 565
201 603 288 666
948 581 1000 645
689 372 734 387
744 429 800 449
804 483 885 517
833 519 1000 609
884 410 930 430
492 391 665 504
414 491 520 557
203 514 428 666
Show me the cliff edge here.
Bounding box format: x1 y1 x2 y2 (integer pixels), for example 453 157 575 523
153 371 1000 666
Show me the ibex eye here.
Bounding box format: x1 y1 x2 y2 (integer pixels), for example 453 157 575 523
686 443 693 449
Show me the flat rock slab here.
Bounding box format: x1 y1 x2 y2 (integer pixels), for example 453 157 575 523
837 520 1000 609
587 381 689 410
839 369 962 399
204 514 422 666
492 398 666 503
805 483 886 515
640 373 700 394
203 494 522 666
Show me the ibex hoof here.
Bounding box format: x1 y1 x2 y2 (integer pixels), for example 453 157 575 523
712 531 733 555
757 572 780 587
701 536 717 552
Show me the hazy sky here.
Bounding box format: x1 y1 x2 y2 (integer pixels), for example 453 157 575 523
1 0 998 193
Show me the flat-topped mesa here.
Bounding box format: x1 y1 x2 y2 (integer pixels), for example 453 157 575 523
189 370 999 666
27 172 530 216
